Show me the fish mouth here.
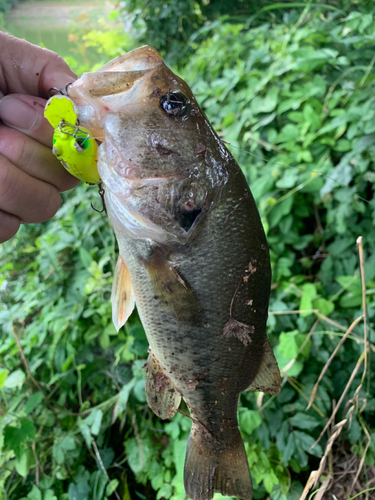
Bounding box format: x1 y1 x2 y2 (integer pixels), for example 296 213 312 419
67 46 166 130
69 46 164 99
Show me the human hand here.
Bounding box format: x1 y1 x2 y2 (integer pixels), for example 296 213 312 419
0 32 79 243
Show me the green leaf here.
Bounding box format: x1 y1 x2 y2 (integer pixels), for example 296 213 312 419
79 422 92 448
250 175 275 201
126 437 153 474
4 418 36 459
85 408 103 436
278 98 301 114
164 419 180 440
299 283 317 316
278 330 300 359
53 435 76 465
289 413 320 430
0 369 9 388
79 247 93 268
39 476 54 490
24 392 44 415
91 471 108 500
156 484 172 500
303 103 321 131
312 298 334 317
117 380 136 414
4 369 25 389
27 485 42 500
43 491 57 500
276 169 298 189
294 430 323 460
173 437 188 481
106 479 119 497
263 469 279 493
276 123 300 143
281 432 295 465
274 349 303 377
251 87 278 114
15 449 33 478
99 330 110 349
340 293 362 308
267 195 294 228
68 477 90 500
239 410 262 434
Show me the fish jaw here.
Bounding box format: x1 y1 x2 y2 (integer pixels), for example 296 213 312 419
66 45 213 174
66 46 179 139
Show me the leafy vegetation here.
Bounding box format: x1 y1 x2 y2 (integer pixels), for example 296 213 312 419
0 0 23 27
0 0 20 15
1 2 375 500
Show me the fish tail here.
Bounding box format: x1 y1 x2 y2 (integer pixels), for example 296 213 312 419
184 426 252 500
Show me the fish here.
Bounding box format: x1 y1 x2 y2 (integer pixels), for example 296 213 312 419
68 46 281 500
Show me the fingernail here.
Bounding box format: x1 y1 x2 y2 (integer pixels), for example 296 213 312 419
0 96 38 131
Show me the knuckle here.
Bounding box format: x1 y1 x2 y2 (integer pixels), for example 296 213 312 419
40 187 61 221
0 126 30 168
0 156 17 200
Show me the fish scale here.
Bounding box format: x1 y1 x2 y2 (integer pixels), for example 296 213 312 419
67 45 281 500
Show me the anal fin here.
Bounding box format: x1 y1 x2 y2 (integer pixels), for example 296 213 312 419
247 339 281 395
111 255 135 332
145 351 181 420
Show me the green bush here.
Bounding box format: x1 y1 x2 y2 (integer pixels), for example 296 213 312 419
0 0 18 15
0 3 374 500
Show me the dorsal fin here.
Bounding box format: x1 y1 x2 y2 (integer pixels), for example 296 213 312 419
247 339 281 395
111 255 135 331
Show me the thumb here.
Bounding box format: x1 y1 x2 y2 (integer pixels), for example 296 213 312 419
0 32 77 98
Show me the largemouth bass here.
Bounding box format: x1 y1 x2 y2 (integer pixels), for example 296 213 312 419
68 46 281 500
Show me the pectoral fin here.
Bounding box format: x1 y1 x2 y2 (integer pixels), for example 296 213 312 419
247 339 281 395
111 255 135 331
142 248 204 325
145 351 181 420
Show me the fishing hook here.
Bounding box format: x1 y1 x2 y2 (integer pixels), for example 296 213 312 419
64 82 73 96
48 87 63 98
47 82 74 99
91 183 107 214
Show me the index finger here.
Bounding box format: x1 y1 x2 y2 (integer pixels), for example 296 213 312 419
0 32 77 98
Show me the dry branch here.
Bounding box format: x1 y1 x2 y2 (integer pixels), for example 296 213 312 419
93 440 121 500
306 314 364 411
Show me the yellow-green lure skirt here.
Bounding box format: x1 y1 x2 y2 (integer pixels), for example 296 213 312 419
44 95 101 185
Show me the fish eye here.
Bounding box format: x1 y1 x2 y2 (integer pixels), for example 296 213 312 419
160 91 191 119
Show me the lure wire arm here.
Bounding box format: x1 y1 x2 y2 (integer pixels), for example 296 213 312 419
58 120 91 141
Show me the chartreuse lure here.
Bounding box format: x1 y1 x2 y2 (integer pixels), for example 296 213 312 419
44 95 101 185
